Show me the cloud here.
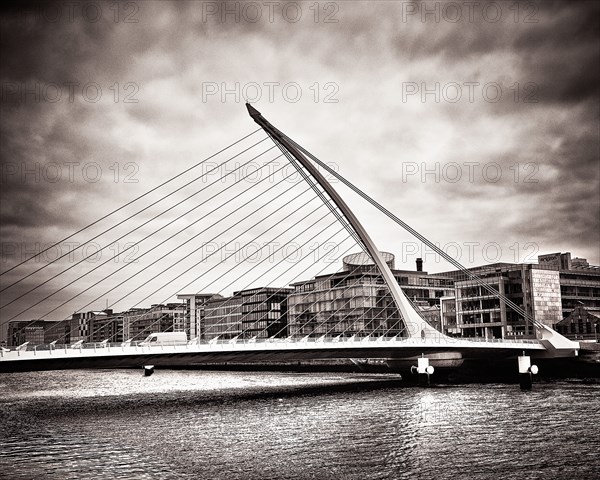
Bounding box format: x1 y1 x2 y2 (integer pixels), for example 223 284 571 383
1 0 598 334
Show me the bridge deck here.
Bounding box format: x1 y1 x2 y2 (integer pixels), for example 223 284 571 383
1 336 550 372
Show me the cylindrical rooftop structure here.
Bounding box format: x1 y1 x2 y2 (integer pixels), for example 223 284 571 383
343 252 395 271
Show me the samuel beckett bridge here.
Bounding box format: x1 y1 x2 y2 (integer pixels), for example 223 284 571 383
0 105 580 387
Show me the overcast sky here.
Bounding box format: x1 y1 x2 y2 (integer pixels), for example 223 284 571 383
1 0 599 334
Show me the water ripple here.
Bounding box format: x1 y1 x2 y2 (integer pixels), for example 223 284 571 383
1 370 598 479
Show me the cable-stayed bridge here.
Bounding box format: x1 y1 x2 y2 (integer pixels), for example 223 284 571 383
0 105 580 377
0 336 547 373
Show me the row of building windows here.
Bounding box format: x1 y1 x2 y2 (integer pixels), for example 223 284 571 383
8 253 598 346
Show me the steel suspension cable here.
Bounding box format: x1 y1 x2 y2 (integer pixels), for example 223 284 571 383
0 129 262 277
282 133 542 330
46 176 313 344
198 225 351 340
7 162 307 342
0 138 271 296
1 146 278 315
267 133 367 251
14 159 293 328
97 190 328 344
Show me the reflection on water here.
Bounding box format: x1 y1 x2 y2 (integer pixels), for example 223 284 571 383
1 370 599 479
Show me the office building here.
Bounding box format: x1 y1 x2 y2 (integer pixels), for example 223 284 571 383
176 293 221 340
433 252 600 339
88 310 124 343
287 252 454 338
203 287 292 340
553 254 600 319
555 305 599 341
69 309 124 344
121 303 186 341
7 320 64 347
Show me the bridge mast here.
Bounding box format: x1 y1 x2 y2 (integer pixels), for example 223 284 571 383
246 103 442 339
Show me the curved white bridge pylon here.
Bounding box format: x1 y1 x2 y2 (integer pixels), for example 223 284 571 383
246 103 578 356
246 103 440 341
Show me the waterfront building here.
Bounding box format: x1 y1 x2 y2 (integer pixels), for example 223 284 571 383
121 303 186 341
44 321 69 344
203 287 292 340
287 253 454 338
433 252 600 340
440 296 460 336
555 306 600 341
69 309 123 344
176 293 221 340
7 320 64 347
69 310 92 344
433 263 562 339
554 254 600 319
415 302 442 332
87 310 124 343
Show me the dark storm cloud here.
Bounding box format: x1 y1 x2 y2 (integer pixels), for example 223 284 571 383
387 1 600 105
1 7 110 83
0 96 143 234
0 0 149 238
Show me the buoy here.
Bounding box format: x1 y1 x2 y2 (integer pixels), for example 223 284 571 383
518 354 537 390
412 355 434 386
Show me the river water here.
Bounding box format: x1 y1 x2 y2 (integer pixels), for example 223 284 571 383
0 369 598 480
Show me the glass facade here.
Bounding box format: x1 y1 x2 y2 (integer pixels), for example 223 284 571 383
287 255 454 339
454 277 505 339
121 304 185 341
559 271 600 316
7 320 66 346
176 293 220 339
434 255 600 339
440 296 459 335
288 274 401 338
203 288 292 340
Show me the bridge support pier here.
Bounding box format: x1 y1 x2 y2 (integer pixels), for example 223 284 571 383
412 356 434 386
518 354 538 390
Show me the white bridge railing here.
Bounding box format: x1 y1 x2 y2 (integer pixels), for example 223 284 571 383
0 335 544 362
